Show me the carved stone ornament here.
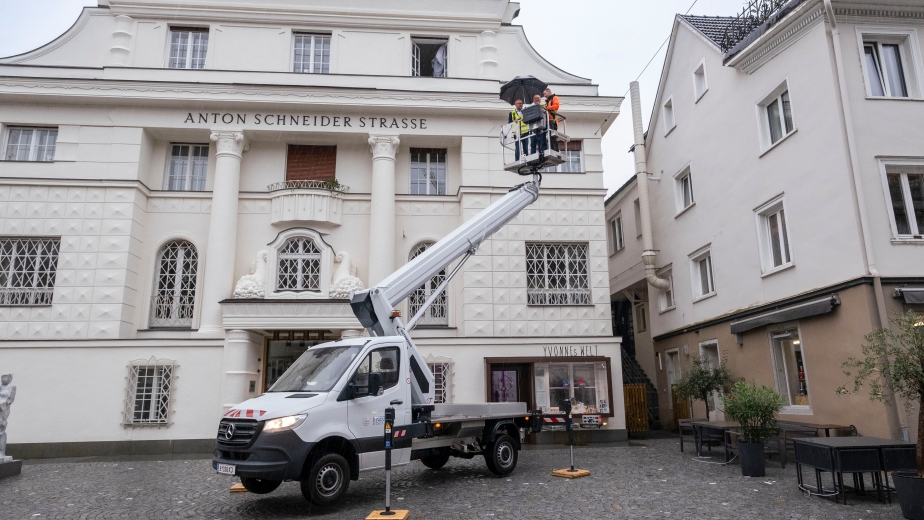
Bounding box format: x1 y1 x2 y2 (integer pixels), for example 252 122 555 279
329 251 364 299
233 250 268 299
368 135 400 160
0 373 16 462
210 131 249 158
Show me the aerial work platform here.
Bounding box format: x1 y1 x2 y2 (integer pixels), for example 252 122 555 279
501 105 568 175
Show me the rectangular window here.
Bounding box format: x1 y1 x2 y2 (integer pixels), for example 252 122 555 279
168 28 209 69
665 350 680 409
526 243 591 305
0 238 60 306
675 168 694 212
662 97 676 135
885 167 924 237
543 141 583 173
635 303 647 332
634 199 642 238
410 148 447 195
4 127 57 162
863 40 910 97
124 360 176 426
766 90 794 144
693 61 708 101
610 214 624 253
285 145 337 182
427 360 451 404
689 247 715 300
658 268 675 312
293 33 331 74
166 144 209 191
411 37 448 78
770 329 810 409
535 361 609 414
755 196 793 273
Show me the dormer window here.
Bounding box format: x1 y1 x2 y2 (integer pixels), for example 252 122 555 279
168 28 209 69
412 37 448 78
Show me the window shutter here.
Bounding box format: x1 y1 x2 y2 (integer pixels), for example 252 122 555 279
285 145 337 181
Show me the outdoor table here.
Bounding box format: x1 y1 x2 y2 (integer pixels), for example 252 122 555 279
793 436 914 504
691 420 739 459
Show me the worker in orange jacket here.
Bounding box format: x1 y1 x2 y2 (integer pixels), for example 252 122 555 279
544 88 561 151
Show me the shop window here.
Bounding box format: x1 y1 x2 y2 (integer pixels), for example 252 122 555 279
123 358 176 426
770 328 810 410
665 349 681 409
3 127 57 162
0 237 60 306
411 37 448 77
408 243 448 325
293 33 330 74
167 28 208 69
410 148 447 195
534 362 610 414
525 243 591 305
150 240 198 328
166 144 208 191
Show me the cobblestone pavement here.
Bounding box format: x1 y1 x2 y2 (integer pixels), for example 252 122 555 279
0 438 903 519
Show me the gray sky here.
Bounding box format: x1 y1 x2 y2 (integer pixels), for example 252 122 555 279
0 0 746 193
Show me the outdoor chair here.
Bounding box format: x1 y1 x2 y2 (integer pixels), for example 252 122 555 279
881 446 916 503
773 423 818 469
678 418 706 453
832 448 884 504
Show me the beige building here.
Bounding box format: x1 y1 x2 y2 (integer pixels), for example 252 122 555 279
607 0 923 440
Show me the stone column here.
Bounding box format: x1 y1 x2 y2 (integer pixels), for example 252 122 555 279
221 330 263 411
367 135 400 285
197 131 248 336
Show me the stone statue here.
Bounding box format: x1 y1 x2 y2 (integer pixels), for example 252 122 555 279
329 251 364 299
0 373 15 462
233 250 268 299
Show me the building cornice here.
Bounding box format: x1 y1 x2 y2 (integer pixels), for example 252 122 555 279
726 4 826 73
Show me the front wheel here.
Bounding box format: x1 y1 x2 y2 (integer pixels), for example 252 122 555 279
240 477 281 494
300 453 350 506
484 434 518 476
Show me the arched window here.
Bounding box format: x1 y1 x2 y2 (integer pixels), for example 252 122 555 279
278 237 322 291
408 243 447 326
150 241 198 328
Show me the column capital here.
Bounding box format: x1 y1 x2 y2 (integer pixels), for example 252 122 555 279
210 131 249 159
368 134 400 161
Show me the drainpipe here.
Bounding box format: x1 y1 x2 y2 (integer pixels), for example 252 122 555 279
823 0 907 440
629 81 671 292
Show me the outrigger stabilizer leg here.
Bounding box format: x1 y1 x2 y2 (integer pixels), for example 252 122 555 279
552 399 591 479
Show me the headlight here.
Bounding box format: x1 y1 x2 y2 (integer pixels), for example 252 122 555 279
263 414 308 432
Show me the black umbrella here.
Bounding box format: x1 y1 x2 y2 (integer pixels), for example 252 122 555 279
499 76 548 105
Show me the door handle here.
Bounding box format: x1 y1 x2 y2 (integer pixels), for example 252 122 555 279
390 400 404 406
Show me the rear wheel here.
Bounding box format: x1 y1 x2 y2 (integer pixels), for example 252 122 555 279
420 449 451 470
484 434 518 476
300 453 350 506
240 477 281 494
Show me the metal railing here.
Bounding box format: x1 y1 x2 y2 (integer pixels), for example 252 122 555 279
526 288 592 306
149 294 195 328
0 287 54 306
720 0 791 52
267 180 350 194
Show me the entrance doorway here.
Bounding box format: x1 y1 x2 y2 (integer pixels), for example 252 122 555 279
486 363 534 409
264 330 332 390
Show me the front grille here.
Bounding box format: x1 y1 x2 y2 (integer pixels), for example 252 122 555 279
216 419 261 448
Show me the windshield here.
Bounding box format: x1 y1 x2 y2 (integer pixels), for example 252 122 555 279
268 345 364 392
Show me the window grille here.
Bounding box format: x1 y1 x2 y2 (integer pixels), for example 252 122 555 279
0 238 59 306
4 127 57 162
410 148 447 195
168 28 208 69
293 34 331 73
526 243 591 305
427 361 451 403
150 241 198 328
278 237 322 291
123 358 176 426
167 144 209 191
408 243 448 325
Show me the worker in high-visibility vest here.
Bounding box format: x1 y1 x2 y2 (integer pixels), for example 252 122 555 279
508 99 530 160
544 88 561 151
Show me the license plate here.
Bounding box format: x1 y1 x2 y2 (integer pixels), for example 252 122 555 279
216 463 236 476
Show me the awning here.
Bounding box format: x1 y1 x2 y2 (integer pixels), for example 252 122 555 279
894 287 924 305
730 294 841 335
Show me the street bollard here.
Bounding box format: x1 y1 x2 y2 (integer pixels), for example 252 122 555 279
366 407 409 520
552 399 590 479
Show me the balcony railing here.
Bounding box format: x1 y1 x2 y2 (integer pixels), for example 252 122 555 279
268 180 349 225
0 287 54 306
720 0 792 53
150 294 195 328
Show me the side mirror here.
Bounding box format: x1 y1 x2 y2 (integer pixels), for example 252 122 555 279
349 383 368 399
368 373 383 397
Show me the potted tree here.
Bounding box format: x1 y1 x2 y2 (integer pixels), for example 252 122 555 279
674 355 734 420
720 382 784 477
838 310 924 520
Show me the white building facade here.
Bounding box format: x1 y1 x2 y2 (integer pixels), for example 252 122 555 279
0 0 625 456
607 0 923 439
